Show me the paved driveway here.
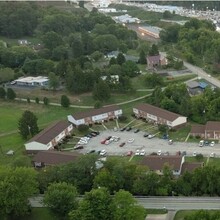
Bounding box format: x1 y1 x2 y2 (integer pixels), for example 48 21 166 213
146 214 167 220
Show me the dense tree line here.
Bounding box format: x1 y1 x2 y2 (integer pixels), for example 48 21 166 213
160 18 220 73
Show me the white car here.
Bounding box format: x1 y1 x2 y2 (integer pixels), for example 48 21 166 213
210 152 216 158
148 134 155 139
105 140 110 145
127 138 134 143
100 150 107 156
157 150 162 156
210 141 215 147
77 141 87 145
140 150 145 156
135 150 140 156
193 152 197 157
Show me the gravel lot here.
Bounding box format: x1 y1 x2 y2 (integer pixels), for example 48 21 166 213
73 129 220 158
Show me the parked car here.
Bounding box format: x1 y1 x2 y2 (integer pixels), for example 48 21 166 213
148 134 155 139
90 133 97 137
120 127 126 132
134 129 140 133
74 145 84 150
210 141 215 147
199 140 204 147
143 133 149 137
101 139 106 144
193 152 197 157
126 151 133 156
86 134 93 138
93 131 100 135
126 127 132 131
135 150 140 156
106 136 112 140
210 152 216 158
168 139 173 145
140 150 146 156
105 140 110 145
100 150 107 156
87 150 96 154
157 150 162 156
119 142 126 147
162 134 169 140
164 151 169 156
127 138 134 143
204 140 209 146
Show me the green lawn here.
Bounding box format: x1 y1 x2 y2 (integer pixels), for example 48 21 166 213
174 210 196 220
168 125 191 142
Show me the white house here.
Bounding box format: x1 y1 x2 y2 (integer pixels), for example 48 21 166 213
25 121 73 152
68 105 123 126
15 76 49 87
133 103 187 128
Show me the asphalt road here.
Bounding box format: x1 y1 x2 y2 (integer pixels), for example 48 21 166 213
29 196 220 210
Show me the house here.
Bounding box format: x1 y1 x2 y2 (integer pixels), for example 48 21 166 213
181 162 204 175
146 54 168 69
25 121 73 152
140 155 185 176
114 14 140 24
138 26 162 39
191 121 220 140
33 151 80 167
133 103 187 128
15 76 49 87
18 39 28 45
186 81 208 96
68 105 123 126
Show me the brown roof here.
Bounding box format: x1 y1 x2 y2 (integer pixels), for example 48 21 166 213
134 103 183 122
206 121 220 131
191 125 205 134
71 105 121 120
140 155 183 170
28 120 71 145
33 150 80 165
147 55 161 63
181 162 203 175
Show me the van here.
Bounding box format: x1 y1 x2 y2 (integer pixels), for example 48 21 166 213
199 140 204 147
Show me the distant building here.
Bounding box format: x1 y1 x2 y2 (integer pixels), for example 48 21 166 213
68 105 123 126
114 14 140 24
98 8 117 13
25 121 73 153
18 39 29 45
186 81 209 96
33 151 80 167
191 121 220 140
146 54 167 69
138 26 162 39
140 155 185 176
133 103 187 129
15 76 49 87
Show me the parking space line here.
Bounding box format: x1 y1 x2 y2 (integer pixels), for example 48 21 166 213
129 155 134 162
185 133 190 142
123 118 137 128
102 123 108 130
116 119 119 129
142 125 157 131
89 128 96 132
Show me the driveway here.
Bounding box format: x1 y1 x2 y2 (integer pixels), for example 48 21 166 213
146 214 167 220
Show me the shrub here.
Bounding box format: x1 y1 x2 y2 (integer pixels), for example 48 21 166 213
35 97 39 104
78 124 89 132
118 115 127 122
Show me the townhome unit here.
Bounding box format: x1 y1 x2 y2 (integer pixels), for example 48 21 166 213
68 105 123 126
25 120 73 152
191 121 220 140
140 155 185 176
133 103 187 128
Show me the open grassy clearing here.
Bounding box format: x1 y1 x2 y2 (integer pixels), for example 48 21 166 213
174 210 196 220
168 125 191 142
164 74 197 85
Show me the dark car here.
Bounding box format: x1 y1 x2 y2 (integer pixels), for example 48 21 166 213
119 142 126 147
204 140 209 146
134 129 140 133
106 136 112 140
143 133 149 137
120 127 126 132
90 132 97 137
93 131 100 135
74 145 84 150
86 134 93 138
87 150 96 154
126 127 132 131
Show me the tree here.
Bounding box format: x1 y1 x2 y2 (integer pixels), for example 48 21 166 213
0 68 15 83
139 50 146 64
78 124 89 133
42 31 63 50
43 97 49 105
144 73 164 88
163 10 173 19
93 80 111 101
122 61 140 78
44 182 78 218
48 72 59 91
112 190 146 220
0 166 38 218
94 101 102 109
6 88 16 100
69 188 113 220
35 97 39 104
18 110 39 139
0 87 6 99
148 44 159 56
117 53 126 65
61 95 70 108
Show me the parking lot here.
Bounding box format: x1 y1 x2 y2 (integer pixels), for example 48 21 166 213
72 127 220 158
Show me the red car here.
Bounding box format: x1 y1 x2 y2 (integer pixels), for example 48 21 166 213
126 151 133 156
119 142 126 147
101 139 106 144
